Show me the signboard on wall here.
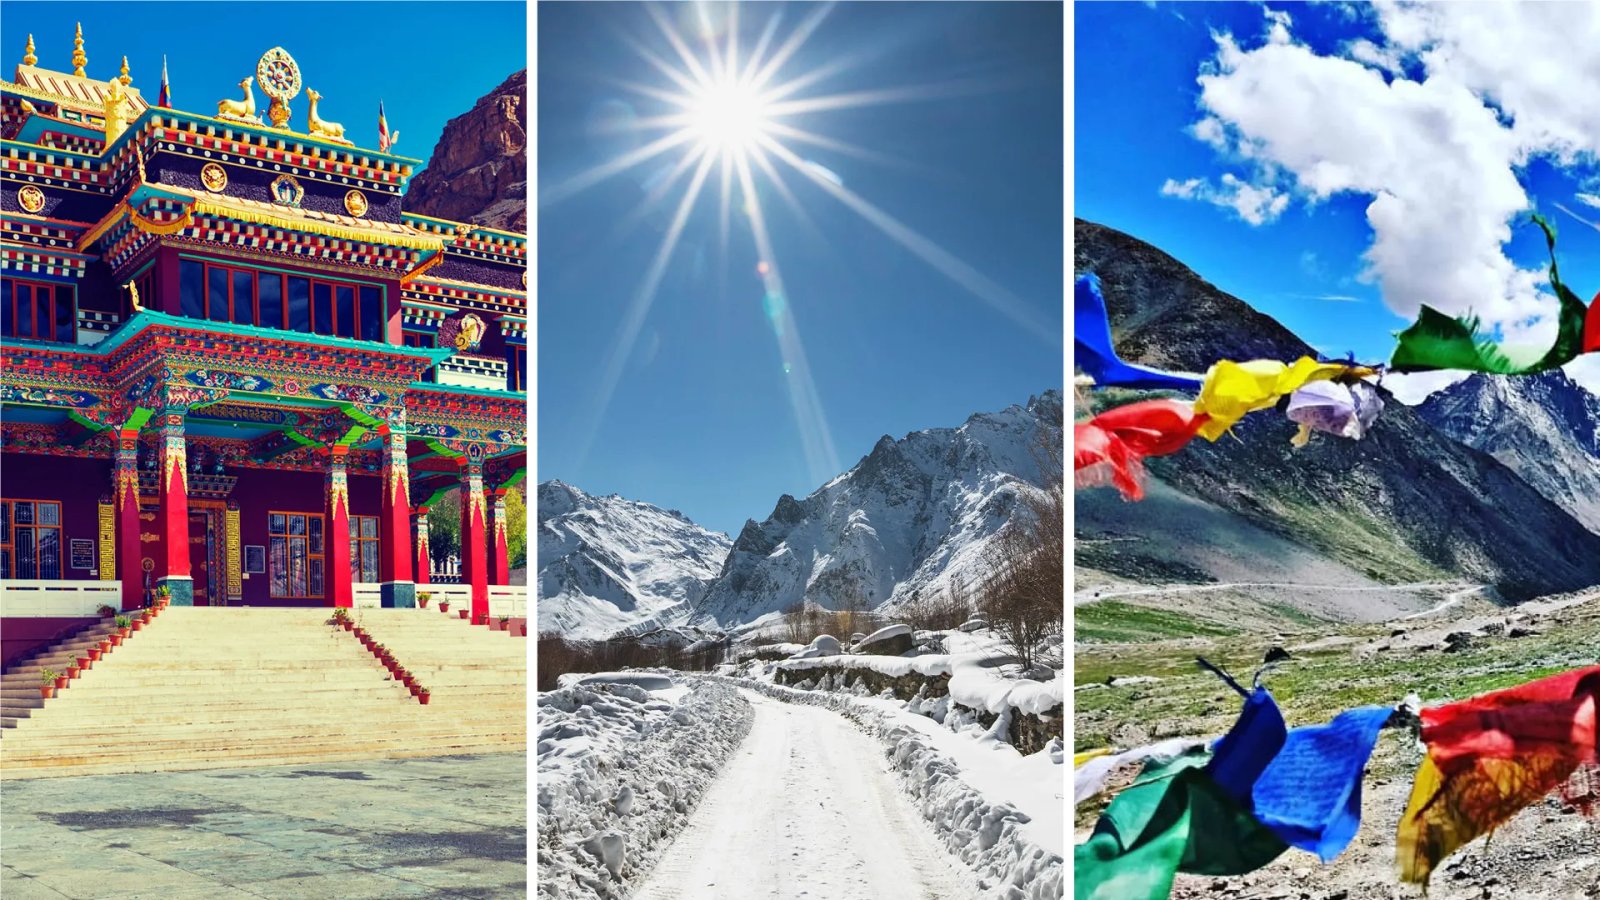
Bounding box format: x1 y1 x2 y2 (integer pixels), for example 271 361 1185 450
244 545 267 574
69 539 96 571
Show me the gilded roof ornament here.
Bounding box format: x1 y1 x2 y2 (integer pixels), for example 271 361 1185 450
119 55 131 86
23 34 37 67
216 76 260 124
255 47 301 129
72 23 87 77
305 88 351 145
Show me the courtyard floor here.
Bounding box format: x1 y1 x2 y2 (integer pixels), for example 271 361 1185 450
0 753 527 899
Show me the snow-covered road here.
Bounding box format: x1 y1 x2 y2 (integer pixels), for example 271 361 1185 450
633 690 978 900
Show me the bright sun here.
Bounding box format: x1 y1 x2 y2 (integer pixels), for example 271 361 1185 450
686 76 771 157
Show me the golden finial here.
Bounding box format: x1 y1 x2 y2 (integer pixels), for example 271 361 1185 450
72 23 87 77
119 55 131 86
22 34 37 67
126 280 144 312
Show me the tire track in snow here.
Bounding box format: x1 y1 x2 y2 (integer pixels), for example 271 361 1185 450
634 691 976 900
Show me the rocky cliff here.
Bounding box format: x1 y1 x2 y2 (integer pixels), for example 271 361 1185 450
1418 370 1600 534
405 70 527 232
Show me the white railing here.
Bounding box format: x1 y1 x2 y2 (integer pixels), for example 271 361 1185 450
353 583 382 608
417 584 471 608
488 585 528 618
0 580 124 617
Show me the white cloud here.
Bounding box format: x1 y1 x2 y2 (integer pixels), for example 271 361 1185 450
1381 370 1471 406
1177 3 1600 344
1564 355 1600 396
1160 173 1289 225
1577 193 1600 211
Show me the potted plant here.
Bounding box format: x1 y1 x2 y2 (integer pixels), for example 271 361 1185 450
40 669 57 698
416 686 430 705
131 613 145 632
459 609 470 621
438 599 450 613
53 670 69 691
77 653 92 671
98 638 112 655
156 585 171 607
417 592 431 609
96 604 116 619
65 664 79 680
114 615 131 639
498 616 510 632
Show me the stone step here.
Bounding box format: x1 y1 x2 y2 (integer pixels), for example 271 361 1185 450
1 733 524 772
0 738 521 780
1 723 526 757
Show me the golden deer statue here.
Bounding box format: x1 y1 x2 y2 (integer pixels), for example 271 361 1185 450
305 89 350 144
217 77 256 122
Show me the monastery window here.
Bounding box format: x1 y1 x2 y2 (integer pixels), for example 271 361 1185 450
0 500 63 580
1 278 76 343
179 258 385 343
268 512 325 599
403 332 438 382
350 515 380 583
505 344 527 392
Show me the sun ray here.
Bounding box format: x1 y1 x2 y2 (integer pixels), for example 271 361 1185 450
646 3 717 90
735 153 842 481
763 121 931 173
605 143 711 248
572 152 719 467
761 136 1056 342
749 2 835 93
542 129 698 208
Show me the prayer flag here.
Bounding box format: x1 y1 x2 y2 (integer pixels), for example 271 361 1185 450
1074 274 1205 392
1194 357 1365 441
1074 399 1208 501
378 100 390 152
1397 666 1600 885
1285 380 1383 447
157 55 170 109
1252 705 1392 861
1391 215 1595 375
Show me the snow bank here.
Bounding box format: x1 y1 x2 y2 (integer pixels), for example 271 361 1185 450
574 671 676 691
786 633 843 659
949 657 1065 716
724 677 1063 900
537 680 754 899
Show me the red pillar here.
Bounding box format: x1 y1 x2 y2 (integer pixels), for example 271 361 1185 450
489 489 510 587
460 461 488 624
114 428 143 610
156 413 193 604
413 506 431 586
377 424 415 607
325 445 353 608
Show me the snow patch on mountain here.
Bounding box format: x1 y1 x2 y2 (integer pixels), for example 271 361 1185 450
536 481 732 640
692 391 1064 629
1417 370 1600 534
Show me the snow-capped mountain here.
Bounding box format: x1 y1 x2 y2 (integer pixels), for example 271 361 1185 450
1417 370 1600 534
691 391 1064 628
535 481 731 640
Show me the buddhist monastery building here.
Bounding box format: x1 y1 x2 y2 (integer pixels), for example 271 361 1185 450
0 32 527 666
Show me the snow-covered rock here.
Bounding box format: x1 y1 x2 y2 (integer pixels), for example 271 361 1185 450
787 634 843 660
958 618 989 633
536 481 732 640
575 672 675 691
692 392 1064 628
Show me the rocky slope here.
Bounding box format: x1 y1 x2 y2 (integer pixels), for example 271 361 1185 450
535 481 731 640
405 70 527 232
1075 218 1600 603
1418 370 1600 534
691 392 1065 628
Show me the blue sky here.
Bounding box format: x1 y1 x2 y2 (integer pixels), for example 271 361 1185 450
2 1 525 174
539 2 1063 535
1076 2 1600 400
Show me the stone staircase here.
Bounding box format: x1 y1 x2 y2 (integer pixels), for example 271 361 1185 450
0 607 525 779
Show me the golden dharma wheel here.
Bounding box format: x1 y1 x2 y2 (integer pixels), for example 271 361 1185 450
201 163 228 192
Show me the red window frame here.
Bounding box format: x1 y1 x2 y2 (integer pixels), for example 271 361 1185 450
2 277 75 343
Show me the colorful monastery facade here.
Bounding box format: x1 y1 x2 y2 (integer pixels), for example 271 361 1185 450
0 35 525 661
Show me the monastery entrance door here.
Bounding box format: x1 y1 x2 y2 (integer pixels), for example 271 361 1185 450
187 507 226 606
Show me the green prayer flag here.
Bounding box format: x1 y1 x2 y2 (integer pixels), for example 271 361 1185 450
1391 214 1593 375
1074 755 1288 900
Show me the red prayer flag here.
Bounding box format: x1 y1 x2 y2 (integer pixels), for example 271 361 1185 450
1074 399 1208 501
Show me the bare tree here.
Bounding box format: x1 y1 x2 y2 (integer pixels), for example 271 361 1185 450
977 424 1064 671
783 600 809 644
